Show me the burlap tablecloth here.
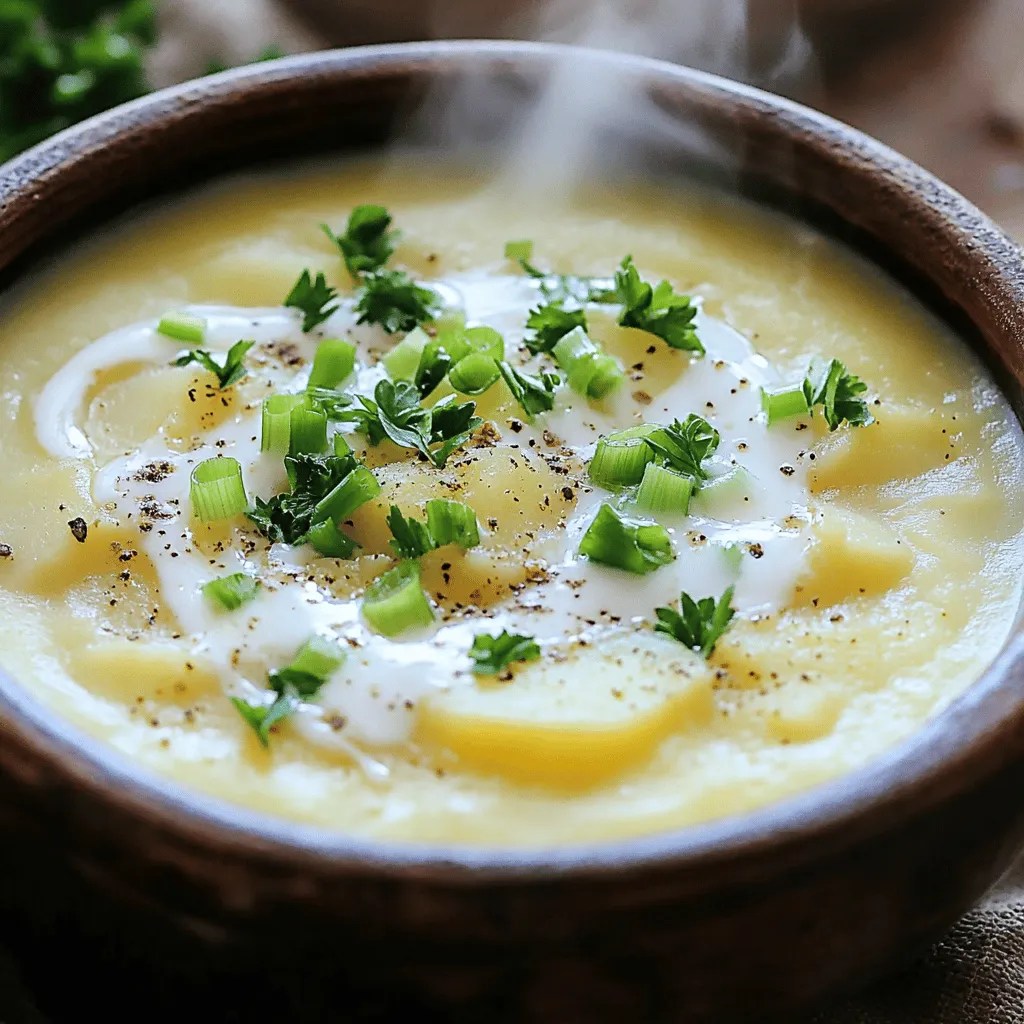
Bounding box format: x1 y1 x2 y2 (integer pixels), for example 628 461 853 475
1 2 1022 1020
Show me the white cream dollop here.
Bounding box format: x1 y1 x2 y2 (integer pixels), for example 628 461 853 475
34 274 814 755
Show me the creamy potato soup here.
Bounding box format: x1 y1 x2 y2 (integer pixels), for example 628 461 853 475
0 162 1021 845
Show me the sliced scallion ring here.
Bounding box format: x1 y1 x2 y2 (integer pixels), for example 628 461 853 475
190 457 247 521
362 560 435 637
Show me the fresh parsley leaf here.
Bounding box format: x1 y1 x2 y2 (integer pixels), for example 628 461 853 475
644 414 720 483
307 387 357 420
322 204 398 280
231 691 296 747
336 380 480 468
414 338 452 399
615 255 703 354
267 667 324 700
246 452 359 544
654 586 735 658
507 241 617 306
469 630 541 676
497 362 560 420
285 269 339 333
0 2 156 164
524 302 588 355
174 339 253 389
803 357 874 430
354 270 440 335
386 505 435 559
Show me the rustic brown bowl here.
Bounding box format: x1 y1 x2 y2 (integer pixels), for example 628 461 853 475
1 41 1024 1024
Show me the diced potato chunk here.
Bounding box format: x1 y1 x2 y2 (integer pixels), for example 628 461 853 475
348 445 575 557
591 316 693 399
794 506 914 608
0 465 158 594
764 685 843 743
809 405 960 492
74 639 221 705
416 640 714 790
86 365 238 457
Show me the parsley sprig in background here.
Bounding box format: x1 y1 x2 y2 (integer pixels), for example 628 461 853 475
0 2 285 165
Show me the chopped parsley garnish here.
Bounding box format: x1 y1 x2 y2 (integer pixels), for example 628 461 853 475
803 357 874 430
0 2 156 164
497 361 560 420
414 338 453 399
469 630 541 676
203 573 260 611
654 586 735 658
285 270 339 333
247 452 364 545
386 499 480 558
505 240 617 305
386 506 435 559
336 379 481 468
615 255 703 354
174 339 253 390
354 270 440 335
233 635 346 746
644 414 720 483
524 302 588 355
322 204 398 280
231 693 295 748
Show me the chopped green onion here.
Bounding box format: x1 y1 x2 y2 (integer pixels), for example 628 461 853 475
694 466 758 516
289 398 328 456
504 240 534 262
435 309 467 351
307 338 356 391
190 457 247 521
426 499 481 550
719 542 744 573
588 435 654 488
578 503 674 575
333 433 352 457
383 326 430 380
462 326 505 361
261 394 304 453
552 325 595 367
158 311 206 344
571 353 624 399
289 634 346 680
203 572 260 611
761 384 809 425
636 462 693 516
313 465 381 525
362 560 435 637
306 518 359 558
553 326 624 399
449 352 500 395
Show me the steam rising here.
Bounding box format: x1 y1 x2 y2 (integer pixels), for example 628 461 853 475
402 0 817 202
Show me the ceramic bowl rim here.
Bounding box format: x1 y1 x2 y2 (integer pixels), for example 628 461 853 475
2 39 1023 880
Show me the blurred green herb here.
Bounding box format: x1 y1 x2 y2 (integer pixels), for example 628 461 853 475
0 3 287 165
0 1 157 163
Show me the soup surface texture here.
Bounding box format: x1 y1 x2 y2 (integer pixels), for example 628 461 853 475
0 162 1021 846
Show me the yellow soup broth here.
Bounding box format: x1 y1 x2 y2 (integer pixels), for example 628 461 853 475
0 161 1021 845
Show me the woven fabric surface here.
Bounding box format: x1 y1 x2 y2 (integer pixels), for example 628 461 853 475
1 2 1023 1022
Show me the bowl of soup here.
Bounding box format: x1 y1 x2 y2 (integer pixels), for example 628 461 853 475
1 41 1023 1022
